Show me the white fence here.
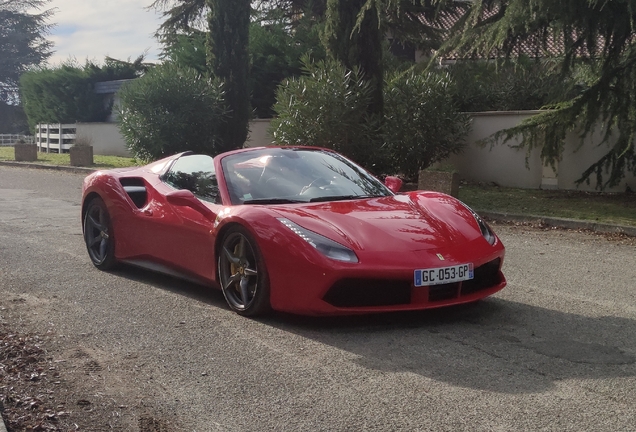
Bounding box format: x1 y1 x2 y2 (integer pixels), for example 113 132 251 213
0 134 34 146
36 123 77 153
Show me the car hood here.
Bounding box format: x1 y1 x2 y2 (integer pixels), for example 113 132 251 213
270 193 482 252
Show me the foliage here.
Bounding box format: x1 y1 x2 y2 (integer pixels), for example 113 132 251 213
157 4 326 119
323 0 384 116
19 58 148 130
445 59 576 112
0 0 53 104
249 17 325 118
433 0 636 189
270 58 382 169
206 0 251 150
0 102 29 133
20 66 109 129
271 60 470 177
84 55 151 81
253 0 327 21
358 0 468 56
159 31 208 74
117 63 227 162
150 0 328 36
383 69 470 179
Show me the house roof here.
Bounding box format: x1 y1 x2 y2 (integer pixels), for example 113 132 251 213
418 8 591 61
94 79 135 94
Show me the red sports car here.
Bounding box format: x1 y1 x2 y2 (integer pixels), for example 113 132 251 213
81 147 506 316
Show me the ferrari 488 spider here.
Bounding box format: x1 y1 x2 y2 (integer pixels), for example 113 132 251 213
81 147 506 316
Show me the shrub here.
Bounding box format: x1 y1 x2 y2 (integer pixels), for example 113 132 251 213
19 58 147 130
270 58 382 169
445 59 573 112
117 64 228 162
249 21 325 118
271 60 470 178
20 66 108 129
383 70 471 180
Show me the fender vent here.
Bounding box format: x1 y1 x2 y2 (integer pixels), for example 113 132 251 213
120 177 147 208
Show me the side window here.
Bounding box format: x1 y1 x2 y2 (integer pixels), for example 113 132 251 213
163 155 220 203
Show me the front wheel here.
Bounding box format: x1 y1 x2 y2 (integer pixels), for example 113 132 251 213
218 226 270 316
83 197 117 270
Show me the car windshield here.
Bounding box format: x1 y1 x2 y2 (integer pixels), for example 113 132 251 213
221 148 392 205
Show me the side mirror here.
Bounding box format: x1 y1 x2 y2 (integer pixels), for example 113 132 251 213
166 189 214 217
384 176 403 193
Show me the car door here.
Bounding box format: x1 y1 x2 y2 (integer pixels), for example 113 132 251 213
140 154 221 281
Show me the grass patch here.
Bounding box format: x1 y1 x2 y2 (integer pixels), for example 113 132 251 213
0 146 138 168
460 183 636 227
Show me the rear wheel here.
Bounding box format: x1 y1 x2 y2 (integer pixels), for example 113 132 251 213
83 197 117 270
218 226 270 316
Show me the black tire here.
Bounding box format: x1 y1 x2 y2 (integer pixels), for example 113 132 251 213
218 226 271 316
83 197 117 270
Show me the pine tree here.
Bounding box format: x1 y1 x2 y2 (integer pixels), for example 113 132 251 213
323 0 384 116
433 0 636 188
206 0 251 150
0 0 53 104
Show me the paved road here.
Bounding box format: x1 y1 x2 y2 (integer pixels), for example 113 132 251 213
1 165 635 431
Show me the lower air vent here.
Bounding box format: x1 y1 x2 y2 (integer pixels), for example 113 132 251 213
120 178 147 208
429 283 459 302
461 258 502 295
323 279 411 307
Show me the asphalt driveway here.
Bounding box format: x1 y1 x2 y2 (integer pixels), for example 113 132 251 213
1 165 635 431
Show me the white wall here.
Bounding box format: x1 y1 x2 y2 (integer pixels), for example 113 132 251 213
445 111 544 189
75 123 130 157
74 115 636 192
255 114 636 192
245 119 274 148
73 120 273 157
443 111 636 192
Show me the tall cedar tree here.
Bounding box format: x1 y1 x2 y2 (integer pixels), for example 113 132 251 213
323 0 383 116
206 0 251 150
0 0 53 104
0 0 53 132
430 0 636 189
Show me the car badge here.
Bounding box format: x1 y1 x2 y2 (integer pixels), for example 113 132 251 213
437 253 445 261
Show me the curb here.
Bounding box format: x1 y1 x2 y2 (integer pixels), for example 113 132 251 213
0 160 96 175
2 160 634 238
479 211 636 238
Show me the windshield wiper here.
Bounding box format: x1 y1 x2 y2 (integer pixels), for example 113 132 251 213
243 198 307 205
309 195 374 203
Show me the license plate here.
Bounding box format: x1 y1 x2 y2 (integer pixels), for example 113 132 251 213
414 263 474 287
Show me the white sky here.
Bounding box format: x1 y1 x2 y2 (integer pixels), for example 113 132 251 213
43 0 164 66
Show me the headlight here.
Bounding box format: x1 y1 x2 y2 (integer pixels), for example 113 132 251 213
277 218 358 263
461 204 496 245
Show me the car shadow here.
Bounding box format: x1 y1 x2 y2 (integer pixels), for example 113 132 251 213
108 263 228 309
105 265 636 395
259 298 636 395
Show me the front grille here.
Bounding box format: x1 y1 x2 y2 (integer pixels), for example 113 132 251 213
461 258 502 296
323 279 411 308
323 258 502 308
